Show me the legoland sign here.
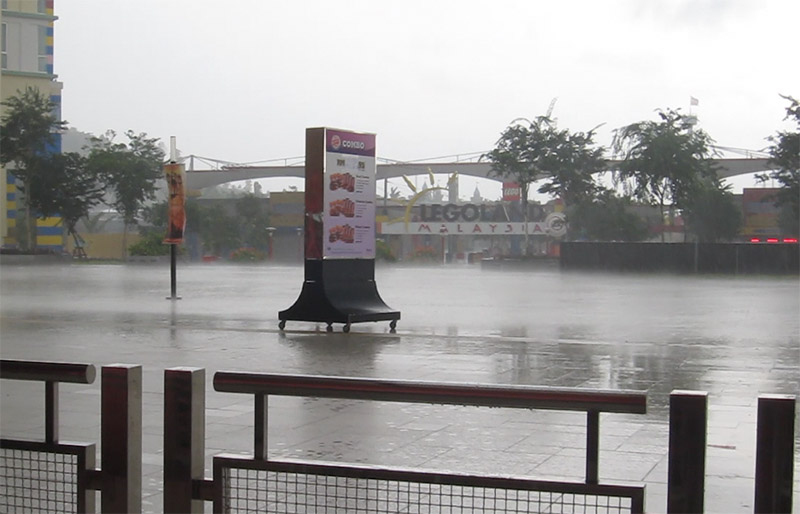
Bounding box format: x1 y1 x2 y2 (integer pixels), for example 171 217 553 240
419 203 495 222
380 211 567 237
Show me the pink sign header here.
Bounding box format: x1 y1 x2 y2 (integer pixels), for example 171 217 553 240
326 129 375 157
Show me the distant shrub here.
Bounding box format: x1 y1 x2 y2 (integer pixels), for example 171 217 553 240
408 245 439 262
128 232 172 256
230 247 266 262
376 239 397 262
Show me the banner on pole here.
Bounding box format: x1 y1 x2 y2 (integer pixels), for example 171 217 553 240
164 163 186 244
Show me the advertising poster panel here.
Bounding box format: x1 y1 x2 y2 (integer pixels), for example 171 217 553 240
164 163 186 244
323 129 376 259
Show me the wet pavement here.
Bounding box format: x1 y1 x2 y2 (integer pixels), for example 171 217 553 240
0 262 798 512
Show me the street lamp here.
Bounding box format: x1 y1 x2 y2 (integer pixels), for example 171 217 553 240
266 227 276 260
296 227 303 261
439 226 447 265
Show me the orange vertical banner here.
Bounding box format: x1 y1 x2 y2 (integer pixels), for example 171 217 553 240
164 163 186 244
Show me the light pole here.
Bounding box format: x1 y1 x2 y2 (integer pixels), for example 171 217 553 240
266 227 276 260
296 227 303 262
439 226 447 265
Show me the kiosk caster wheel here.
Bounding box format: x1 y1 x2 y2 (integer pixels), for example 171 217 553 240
278 320 286 331
326 323 333 333
389 320 397 333
343 323 351 333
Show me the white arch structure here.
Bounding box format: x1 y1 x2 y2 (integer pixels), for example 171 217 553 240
185 158 774 191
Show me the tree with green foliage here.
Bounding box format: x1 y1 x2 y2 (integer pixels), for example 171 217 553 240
612 109 717 241
568 191 649 242
234 194 271 250
28 152 105 245
535 126 606 207
86 130 165 258
0 87 67 249
137 197 211 256
485 116 605 250
681 180 742 242
757 95 799 236
135 199 173 256
483 120 543 251
196 203 240 256
138 195 271 259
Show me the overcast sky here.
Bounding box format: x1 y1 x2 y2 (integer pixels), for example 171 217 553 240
55 0 797 194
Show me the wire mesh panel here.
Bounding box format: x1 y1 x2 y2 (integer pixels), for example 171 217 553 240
0 441 92 514
215 457 643 514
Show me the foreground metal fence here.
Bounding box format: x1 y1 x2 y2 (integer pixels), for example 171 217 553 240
213 458 639 513
1 359 796 513
0 360 141 513
169 370 648 513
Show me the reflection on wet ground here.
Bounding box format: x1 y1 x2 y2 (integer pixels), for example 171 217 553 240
0 263 798 512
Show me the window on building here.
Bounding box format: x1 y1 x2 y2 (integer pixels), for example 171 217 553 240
37 0 47 13
38 25 48 72
1 0 8 11
1 23 7 70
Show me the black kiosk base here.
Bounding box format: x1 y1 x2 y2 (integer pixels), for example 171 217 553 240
279 259 400 333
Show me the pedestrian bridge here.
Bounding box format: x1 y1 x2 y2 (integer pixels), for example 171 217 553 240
185 158 773 191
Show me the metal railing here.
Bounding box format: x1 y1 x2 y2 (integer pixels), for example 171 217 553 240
2 360 795 513
0 359 142 514
197 372 649 513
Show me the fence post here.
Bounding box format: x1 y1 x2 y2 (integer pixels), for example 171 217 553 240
754 394 795 513
254 393 268 460
163 367 206 513
79 443 98 514
45 381 59 444
101 364 142 513
667 390 707 513
586 410 599 485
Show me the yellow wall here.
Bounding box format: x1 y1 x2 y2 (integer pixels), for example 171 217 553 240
65 233 143 260
35 216 63 247
4 0 47 14
269 191 304 227
1 169 8 242
1 74 61 102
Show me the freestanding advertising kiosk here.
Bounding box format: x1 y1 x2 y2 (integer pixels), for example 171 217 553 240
279 127 400 333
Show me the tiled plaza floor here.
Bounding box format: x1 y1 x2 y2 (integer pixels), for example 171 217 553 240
1 263 798 512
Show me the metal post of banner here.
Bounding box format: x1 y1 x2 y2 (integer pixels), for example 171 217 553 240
169 245 178 299
166 136 182 300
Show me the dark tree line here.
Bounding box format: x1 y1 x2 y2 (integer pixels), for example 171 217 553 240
135 195 271 259
758 95 799 236
3 87 796 256
485 98 799 244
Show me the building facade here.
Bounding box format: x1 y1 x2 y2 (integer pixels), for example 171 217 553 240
1 0 63 250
